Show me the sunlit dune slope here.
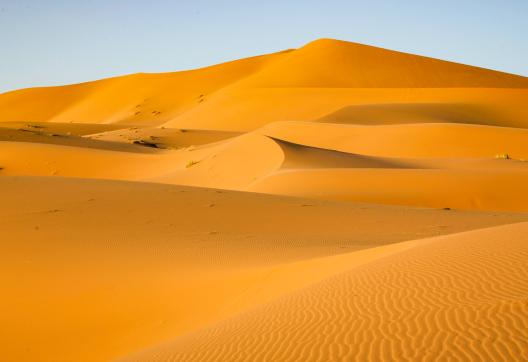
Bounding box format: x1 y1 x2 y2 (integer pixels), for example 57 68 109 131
3 177 525 362
0 50 290 125
125 221 528 362
239 38 528 88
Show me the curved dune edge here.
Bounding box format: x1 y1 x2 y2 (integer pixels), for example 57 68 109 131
261 121 528 159
123 221 528 362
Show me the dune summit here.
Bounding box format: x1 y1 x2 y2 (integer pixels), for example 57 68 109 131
1 39 528 361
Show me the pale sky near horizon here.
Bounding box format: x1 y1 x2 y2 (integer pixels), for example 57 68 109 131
0 0 527 93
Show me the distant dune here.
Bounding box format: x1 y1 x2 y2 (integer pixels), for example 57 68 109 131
1 39 527 361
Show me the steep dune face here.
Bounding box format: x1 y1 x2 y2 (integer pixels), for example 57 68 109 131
125 222 528 362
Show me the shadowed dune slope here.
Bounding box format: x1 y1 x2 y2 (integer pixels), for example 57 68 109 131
313 102 518 127
125 221 528 362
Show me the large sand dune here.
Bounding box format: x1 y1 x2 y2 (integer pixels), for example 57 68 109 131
1 38 528 361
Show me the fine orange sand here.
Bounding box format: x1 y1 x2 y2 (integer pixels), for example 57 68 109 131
1 39 528 361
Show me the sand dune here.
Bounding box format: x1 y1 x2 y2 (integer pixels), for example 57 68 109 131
239 38 528 88
125 221 528 361
1 177 527 362
0 50 290 125
2 38 528 361
2 121 528 211
1 39 527 131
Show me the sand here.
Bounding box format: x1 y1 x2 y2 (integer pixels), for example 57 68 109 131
1 38 528 361
126 222 528 361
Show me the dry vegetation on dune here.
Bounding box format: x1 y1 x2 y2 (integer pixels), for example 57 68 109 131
1 38 528 361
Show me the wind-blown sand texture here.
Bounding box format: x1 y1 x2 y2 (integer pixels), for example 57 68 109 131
1 39 527 361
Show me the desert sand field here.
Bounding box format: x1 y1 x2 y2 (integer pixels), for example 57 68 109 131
1 39 528 361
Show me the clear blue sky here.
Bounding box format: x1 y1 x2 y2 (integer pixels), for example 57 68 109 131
1 0 527 93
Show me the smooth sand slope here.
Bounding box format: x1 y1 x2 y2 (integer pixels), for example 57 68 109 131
1 38 528 361
1 177 527 362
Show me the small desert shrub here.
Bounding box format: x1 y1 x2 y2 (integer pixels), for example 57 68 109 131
133 140 159 148
186 160 199 168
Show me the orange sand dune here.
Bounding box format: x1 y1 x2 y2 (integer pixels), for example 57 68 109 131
2 121 528 211
2 38 528 361
126 221 528 361
164 87 528 131
239 38 528 88
163 39 528 131
0 50 290 125
1 177 526 362
1 39 527 131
